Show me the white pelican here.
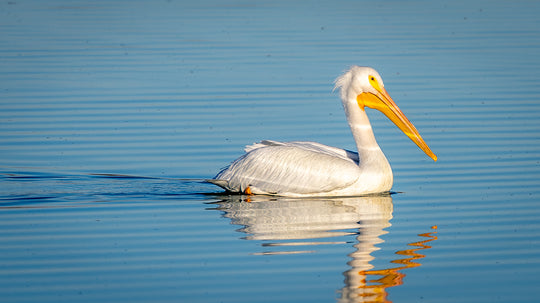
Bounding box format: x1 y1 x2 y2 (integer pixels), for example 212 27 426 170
209 66 437 196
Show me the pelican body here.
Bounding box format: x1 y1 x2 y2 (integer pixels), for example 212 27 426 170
209 66 436 197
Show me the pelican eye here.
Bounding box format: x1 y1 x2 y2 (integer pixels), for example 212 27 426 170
368 75 383 92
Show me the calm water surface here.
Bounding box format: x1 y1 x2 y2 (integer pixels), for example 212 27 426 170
1 1 540 302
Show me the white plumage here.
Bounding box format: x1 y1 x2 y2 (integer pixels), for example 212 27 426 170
209 66 436 197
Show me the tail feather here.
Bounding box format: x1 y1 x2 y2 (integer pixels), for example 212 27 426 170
206 179 230 190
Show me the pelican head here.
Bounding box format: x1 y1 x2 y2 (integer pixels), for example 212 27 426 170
335 66 437 161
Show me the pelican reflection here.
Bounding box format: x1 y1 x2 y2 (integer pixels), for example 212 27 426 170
208 194 436 302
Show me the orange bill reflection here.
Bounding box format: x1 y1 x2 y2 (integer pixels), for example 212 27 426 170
340 226 438 303
208 195 437 303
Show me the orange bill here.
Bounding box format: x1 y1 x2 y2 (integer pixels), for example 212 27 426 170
357 87 437 161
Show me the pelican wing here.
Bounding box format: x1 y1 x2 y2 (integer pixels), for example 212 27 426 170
211 141 361 195
245 140 359 163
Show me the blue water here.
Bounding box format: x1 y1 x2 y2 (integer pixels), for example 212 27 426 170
1 1 540 302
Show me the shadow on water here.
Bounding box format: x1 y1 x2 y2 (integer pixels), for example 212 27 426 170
208 194 437 303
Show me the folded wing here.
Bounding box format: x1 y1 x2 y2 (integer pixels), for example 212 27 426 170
210 141 361 195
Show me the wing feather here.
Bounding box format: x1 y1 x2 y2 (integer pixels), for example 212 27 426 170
245 140 359 162
213 143 360 195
